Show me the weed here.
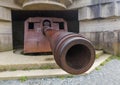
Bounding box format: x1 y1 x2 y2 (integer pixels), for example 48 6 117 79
19 76 28 82
11 68 17 71
95 67 101 71
39 64 57 69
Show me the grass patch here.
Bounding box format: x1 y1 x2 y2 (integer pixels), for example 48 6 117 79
95 67 101 71
21 64 59 71
11 68 17 71
56 75 74 79
39 64 58 69
19 76 28 82
95 55 120 71
96 54 99 59
112 56 120 60
105 55 120 62
45 57 54 61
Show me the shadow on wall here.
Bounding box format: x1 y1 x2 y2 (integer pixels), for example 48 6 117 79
91 0 101 18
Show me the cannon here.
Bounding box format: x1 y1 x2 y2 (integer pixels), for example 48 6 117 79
24 17 95 75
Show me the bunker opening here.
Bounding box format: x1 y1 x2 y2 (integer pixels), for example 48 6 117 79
12 10 79 54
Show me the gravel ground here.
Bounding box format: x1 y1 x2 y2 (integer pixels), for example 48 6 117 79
0 59 120 85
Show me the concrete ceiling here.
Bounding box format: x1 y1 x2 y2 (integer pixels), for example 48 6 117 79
14 0 73 10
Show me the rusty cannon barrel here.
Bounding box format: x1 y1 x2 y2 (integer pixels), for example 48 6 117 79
43 27 95 75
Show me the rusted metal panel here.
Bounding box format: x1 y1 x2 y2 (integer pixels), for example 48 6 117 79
24 17 67 53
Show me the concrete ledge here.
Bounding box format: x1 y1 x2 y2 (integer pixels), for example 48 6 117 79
0 69 69 80
69 0 115 9
23 0 66 10
75 1 120 20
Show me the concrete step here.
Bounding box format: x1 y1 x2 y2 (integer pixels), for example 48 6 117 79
0 53 111 80
0 50 103 71
85 54 112 74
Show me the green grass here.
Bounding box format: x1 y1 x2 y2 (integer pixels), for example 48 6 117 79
56 75 74 79
19 76 28 82
11 68 17 71
95 67 101 71
39 64 58 69
96 54 99 59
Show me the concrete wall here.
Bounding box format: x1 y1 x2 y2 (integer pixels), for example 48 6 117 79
0 0 21 52
80 17 120 32
80 31 120 56
69 0 120 56
0 6 13 51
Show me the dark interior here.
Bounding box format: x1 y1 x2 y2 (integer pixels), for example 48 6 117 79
66 44 91 69
28 22 34 29
12 10 79 49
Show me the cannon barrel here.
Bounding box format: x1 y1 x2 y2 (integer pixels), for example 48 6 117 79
43 28 95 75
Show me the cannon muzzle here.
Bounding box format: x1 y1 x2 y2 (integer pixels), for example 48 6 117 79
43 27 95 75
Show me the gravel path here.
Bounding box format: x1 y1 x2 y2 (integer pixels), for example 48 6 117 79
0 59 120 85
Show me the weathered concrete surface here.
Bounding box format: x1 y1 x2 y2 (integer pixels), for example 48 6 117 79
103 31 116 55
0 5 13 52
0 50 102 71
71 0 120 20
0 21 12 52
0 69 68 80
0 0 21 9
0 7 11 21
80 17 120 32
74 0 120 56
0 52 111 80
0 22 12 33
81 31 120 56
81 32 104 50
0 51 57 71
0 34 13 52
